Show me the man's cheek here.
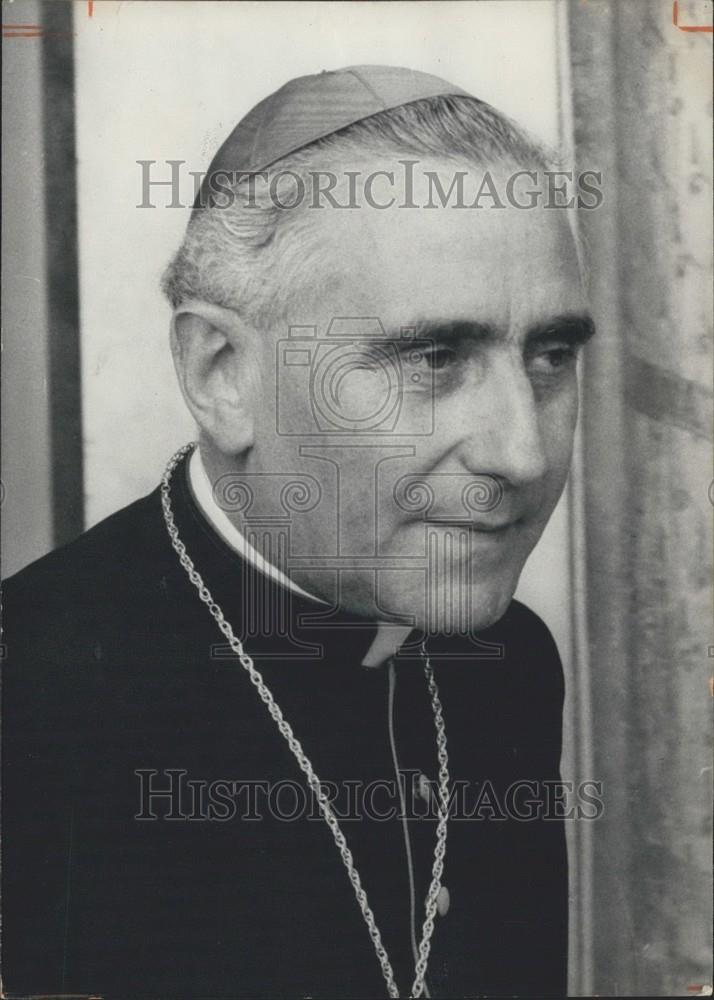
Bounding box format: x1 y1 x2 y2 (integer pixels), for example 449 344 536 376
542 391 578 476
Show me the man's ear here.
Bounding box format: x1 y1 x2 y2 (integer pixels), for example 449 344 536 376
170 300 258 456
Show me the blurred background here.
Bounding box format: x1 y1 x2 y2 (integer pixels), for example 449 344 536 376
2 0 712 994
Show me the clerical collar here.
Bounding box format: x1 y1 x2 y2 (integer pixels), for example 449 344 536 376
188 447 320 603
188 447 412 667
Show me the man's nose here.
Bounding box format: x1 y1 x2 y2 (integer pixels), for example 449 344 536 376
454 363 549 487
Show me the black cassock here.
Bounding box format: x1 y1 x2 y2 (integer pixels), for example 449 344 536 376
3 453 568 998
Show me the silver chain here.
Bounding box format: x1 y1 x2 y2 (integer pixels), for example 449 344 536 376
160 443 450 998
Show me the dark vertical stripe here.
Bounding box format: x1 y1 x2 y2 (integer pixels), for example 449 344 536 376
41 0 84 545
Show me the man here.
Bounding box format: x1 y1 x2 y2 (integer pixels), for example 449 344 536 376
3 66 594 997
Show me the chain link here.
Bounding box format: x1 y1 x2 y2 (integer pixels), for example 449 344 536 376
160 444 450 998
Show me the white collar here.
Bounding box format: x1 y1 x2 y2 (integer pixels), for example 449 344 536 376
188 447 319 602
188 447 412 667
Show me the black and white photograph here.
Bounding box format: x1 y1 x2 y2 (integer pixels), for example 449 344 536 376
2 1 712 997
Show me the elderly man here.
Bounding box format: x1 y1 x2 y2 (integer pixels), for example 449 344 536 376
3 66 594 998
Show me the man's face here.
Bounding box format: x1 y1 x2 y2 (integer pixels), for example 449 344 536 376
240 160 591 633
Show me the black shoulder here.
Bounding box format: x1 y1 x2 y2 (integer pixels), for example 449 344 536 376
501 598 562 658
1 486 177 739
482 597 565 699
3 491 159 598
2 486 167 641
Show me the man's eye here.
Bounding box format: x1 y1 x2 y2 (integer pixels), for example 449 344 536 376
422 347 457 371
528 346 577 375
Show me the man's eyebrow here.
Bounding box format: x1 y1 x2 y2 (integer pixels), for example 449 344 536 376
526 313 597 346
388 315 596 344
397 320 495 341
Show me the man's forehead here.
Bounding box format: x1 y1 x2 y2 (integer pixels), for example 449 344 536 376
311 159 577 242
305 179 585 303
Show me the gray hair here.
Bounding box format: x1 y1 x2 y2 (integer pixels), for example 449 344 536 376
161 95 551 330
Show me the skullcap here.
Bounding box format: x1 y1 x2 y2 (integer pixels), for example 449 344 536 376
195 64 470 208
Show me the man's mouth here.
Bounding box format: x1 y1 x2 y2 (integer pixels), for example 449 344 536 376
425 516 524 534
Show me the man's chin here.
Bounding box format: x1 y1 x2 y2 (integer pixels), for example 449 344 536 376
374 570 521 637
420 590 514 637
304 564 523 636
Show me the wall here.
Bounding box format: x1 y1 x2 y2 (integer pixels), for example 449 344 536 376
1 0 53 577
568 1 713 993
